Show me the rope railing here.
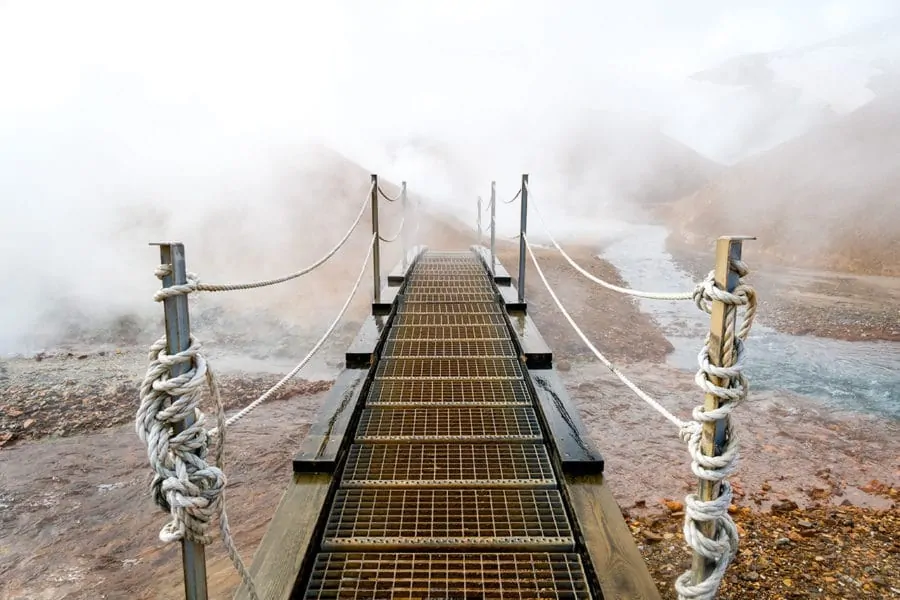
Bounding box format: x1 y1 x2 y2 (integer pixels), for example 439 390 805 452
490 175 757 600
377 184 402 202
153 181 374 299
137 232 377 600
378 216 406 243
525 181 697 301
139 174 412 600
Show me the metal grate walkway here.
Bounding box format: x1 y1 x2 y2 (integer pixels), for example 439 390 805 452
300 250 593 599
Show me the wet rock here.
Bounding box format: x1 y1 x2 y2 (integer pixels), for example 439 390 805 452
772 499 799 513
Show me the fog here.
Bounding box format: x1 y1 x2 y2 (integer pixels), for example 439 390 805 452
2 0 899 353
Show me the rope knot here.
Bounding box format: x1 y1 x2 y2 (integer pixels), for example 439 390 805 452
136 335 225 546
154 264 200 302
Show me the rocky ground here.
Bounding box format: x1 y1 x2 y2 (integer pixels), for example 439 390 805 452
1 246 898 599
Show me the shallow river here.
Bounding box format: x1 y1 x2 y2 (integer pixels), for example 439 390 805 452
598 223 900 420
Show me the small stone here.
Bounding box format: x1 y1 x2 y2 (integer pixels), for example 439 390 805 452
664 500 684 513
798 520 814 529
643 531 663 542
741 571 760 582
22 419 34 429
771 499 798 513
776 537 791 547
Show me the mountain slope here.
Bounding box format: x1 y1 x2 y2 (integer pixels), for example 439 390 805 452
666 93 900 275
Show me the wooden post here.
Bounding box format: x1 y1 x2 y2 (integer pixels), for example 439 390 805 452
691 235 754 585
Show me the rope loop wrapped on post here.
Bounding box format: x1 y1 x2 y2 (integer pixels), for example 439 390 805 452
137 232 377 599
676 258 757 600
137 273 260 599
522 229 756 600
153 182 374 297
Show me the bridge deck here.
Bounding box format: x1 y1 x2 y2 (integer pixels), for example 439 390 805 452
237 249 661 600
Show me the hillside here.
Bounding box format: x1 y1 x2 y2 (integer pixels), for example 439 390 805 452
665 91 900 276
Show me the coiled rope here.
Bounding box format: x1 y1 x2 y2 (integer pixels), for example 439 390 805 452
137 233 377 599
153 182 373 298
523 231 756 600
525 181 695 300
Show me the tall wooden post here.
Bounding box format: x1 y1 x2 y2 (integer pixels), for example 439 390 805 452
691 235 754 585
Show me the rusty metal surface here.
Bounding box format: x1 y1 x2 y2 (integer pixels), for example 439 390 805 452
388 324 509 340
355 406 543 442
322 489 574 551
298 250 593 597
304 553 591 599
375 358 523 380
366 379 531 407
342 443 556 488
381 339 517 358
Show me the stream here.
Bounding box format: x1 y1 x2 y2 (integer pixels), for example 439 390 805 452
599 223 900 420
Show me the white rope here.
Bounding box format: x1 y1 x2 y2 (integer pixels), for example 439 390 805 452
137 327 260 598
524 230 756 600
137 233 376 598
379 217 405 244
502 189 521 204
208 232 376 435
153 182 373 298
523 234 687 429
525 181 695 300
378 185 401 202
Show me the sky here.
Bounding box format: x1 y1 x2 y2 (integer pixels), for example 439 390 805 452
1 0 898 352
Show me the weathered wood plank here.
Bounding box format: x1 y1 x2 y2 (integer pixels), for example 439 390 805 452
498 285 527 312
507 312 552 369
529 370 603 473
293 370 367 473
470 245 512 285
233 473 332 600
345 316 389 369
372 285 401 316
565 474 662 600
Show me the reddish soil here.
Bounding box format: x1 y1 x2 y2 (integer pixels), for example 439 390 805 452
1 245 897 599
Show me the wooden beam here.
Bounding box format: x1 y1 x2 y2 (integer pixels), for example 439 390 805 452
565 473 662 600
233 473 332 600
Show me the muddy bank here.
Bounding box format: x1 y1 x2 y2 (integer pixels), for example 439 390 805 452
666 233 900 343
1 244 897 599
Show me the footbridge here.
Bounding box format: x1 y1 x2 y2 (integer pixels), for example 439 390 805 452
138 175 757 600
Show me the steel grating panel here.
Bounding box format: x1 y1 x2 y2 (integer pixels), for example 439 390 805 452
404 292 498 303
375 358 523 380
322 489 574 551
388 324 509 341
304 552 591 599
355 407 543 442
382 339 517 358
405 283 494 292
406 274 491 286
342 443 556 488
398 301 503 314
366 380 531 407
394 313 507 326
